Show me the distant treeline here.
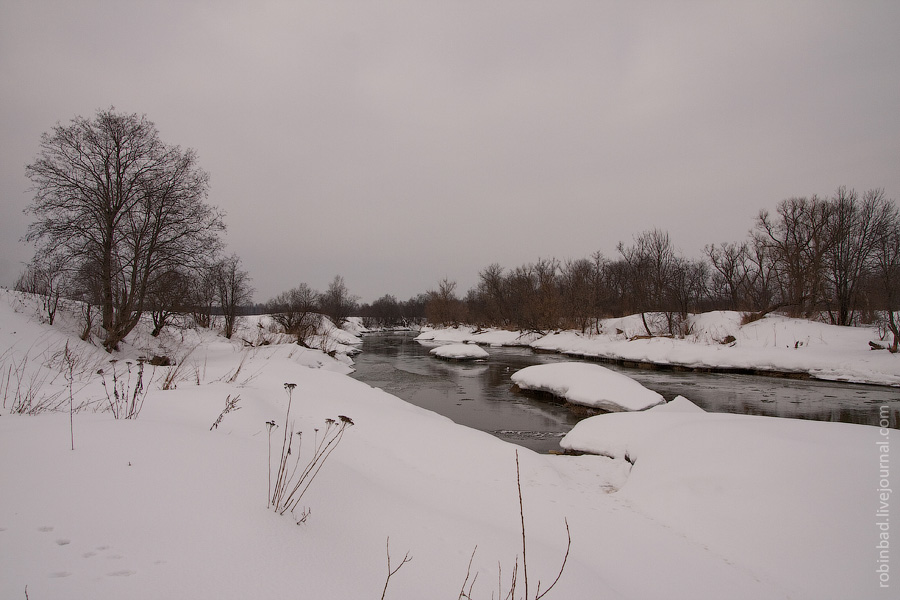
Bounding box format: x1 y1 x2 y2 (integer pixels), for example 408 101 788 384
278 187 900 341
418 188 900 345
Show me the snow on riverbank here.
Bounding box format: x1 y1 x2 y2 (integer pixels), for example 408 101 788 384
511 362 664 411
430 343 489 360
561 398 895 598
0 292 894 599
417 311 900 386
416 327 543 347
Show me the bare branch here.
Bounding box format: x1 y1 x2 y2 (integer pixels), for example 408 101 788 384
381 537 412 600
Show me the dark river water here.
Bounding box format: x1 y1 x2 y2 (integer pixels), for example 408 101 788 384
350 332 900 453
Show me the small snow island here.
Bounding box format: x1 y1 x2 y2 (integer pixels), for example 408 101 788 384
430 343 490 361
511 362 665 412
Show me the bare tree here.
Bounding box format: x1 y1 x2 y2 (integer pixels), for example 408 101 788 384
319 275 357 329
667 257 711 333
506 265 540 332
705 242 750 310
265 283 320 344
742 233 779 315
618 229 678 335
146 268 192 336
598 255 629 320
533 258 562 332
426 278 464 327
215 254 254 339
16 250 68 325
755 196 830 318
823 187 894 325
872 203 900 351
476 263 509 327
188 262 219 329
560 258 594 333
24 108 224 350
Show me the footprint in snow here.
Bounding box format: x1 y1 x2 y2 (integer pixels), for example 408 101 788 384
38 526 54 532
48 571 71 578
55 538 71 546
107 570 136 577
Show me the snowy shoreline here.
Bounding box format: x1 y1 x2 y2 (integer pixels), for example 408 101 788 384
415 311 900 387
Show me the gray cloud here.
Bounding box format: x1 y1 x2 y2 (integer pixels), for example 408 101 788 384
3 1 899 302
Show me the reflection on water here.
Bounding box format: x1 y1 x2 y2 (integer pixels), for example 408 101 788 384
350 333 900 453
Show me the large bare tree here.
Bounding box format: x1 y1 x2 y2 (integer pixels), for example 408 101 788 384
823 187 894 325
872 204 900 351
755 196 830 318
25 108 224 350
618 229 678 335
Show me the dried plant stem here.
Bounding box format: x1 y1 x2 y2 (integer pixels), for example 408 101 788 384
456 546 478 600
456 450 570 600
209 394 241 430
100 360 150 419
533 519 570 600
380 537 412 600
516 449 529 600
268 383 354 520
64 342 74 450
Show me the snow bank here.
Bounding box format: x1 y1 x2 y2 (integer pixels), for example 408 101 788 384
561 396 718 458
511 362 665 411
560 402 895 598
425 311 900 386
416 326 542 346
430 343 489 360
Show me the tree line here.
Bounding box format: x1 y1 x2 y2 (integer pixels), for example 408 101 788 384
254 281 426 337
421 188 900 351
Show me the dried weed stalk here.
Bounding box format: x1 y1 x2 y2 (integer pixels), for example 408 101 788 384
458 450 571 600
267 382 354 523
99 359 150 419
210 394 241 430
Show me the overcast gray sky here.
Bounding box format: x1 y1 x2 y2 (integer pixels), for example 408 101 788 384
2 1 899 303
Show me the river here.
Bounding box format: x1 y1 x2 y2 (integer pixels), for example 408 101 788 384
350 332 900 453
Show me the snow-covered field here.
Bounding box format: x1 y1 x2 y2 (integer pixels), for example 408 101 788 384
418 311 900 387
1 292 896 599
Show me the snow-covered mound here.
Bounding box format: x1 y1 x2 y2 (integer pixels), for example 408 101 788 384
561 396 715 458
560 400 892 599
510 362 665 411
429 343 489 360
